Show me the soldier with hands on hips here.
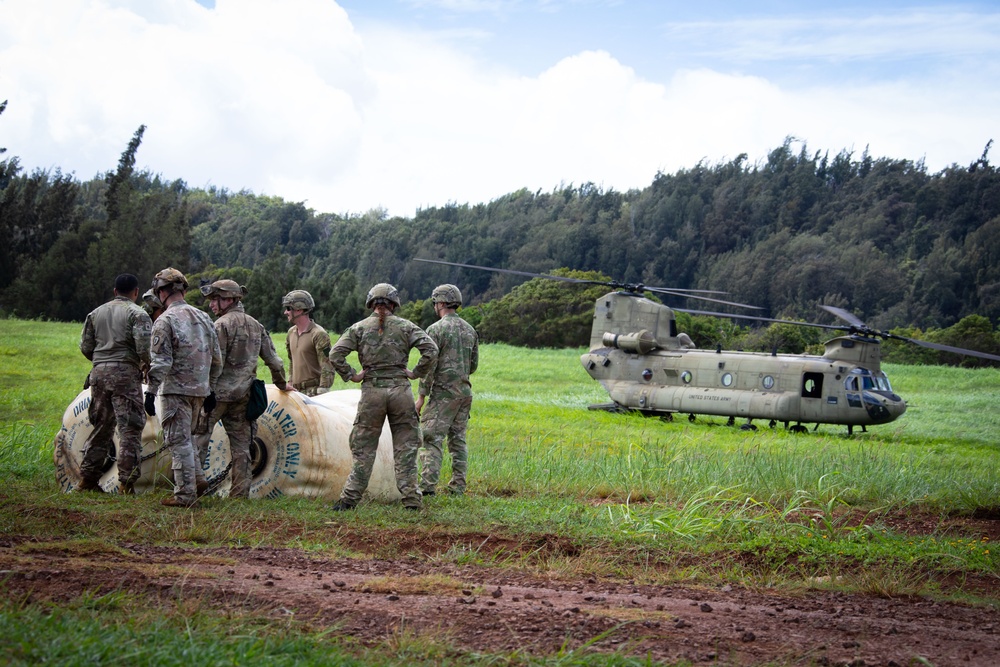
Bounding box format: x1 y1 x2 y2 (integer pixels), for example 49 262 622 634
329 283 438 511
282 290 335 396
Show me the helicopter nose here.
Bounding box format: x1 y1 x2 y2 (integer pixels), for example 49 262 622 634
864 392 906 423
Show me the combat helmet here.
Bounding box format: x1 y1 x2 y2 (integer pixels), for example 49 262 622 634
151 267 189 293
282 290 315 313
200 279 248 300
431 284 462 307
142 288 163 310
365 283 400 310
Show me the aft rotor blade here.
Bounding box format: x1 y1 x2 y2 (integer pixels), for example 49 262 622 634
414 258 762 310
646 288 765 311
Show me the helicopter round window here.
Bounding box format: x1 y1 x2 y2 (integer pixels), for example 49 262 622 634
642 369 653 381
762 375 775 390
681 370 692 384
721 372 733 387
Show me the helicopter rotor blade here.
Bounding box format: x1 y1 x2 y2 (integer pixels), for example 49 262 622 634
885 333 1000 362
818 304 866 328
413 258 763 310
674 308 848 332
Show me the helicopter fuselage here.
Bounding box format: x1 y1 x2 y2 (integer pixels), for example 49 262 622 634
580 292 907 429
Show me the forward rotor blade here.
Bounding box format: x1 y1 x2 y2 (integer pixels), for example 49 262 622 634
675 308 846 331
414 258 762 310
888 335 1000 362
819 304 865 328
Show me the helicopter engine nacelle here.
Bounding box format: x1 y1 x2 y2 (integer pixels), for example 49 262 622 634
602 330 659 355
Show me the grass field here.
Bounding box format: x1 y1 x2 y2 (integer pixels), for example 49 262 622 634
2 317 999 665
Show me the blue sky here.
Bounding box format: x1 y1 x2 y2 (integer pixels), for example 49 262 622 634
2 0 998 216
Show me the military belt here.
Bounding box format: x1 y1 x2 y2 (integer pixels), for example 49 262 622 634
364 378 409 388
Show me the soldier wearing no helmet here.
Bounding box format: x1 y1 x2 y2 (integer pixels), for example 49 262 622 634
77 273 152 494
416 284 479 496
145 268 222 508
282 290 335 396
193 279 289 498
329 283 438 511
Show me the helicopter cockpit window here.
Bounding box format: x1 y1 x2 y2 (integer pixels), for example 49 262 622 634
681 370 692 384
845 376 859 391
802 372 823 399
861 374 893 392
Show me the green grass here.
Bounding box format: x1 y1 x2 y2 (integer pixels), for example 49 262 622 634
2 318 1000 663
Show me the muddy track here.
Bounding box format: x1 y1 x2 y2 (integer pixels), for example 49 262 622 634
3 534 999 666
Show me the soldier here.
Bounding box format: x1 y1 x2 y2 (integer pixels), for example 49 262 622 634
416 284 479 496
329 283 438 511
144 267 222 508
282 290 334 396
193 279 289 498
77 273 152 494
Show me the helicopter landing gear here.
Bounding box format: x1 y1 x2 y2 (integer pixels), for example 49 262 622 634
740 421 757 431
789 424 808 434
726 416 736 427
688 414 696 423
768 420 777 429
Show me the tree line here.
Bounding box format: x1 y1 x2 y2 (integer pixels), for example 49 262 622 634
1 109 998 362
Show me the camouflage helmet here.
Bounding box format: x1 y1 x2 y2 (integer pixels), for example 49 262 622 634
142 288 163 310
151 267 188 292
431 283 462 307
365 283 400 310
200 279 248 300
282 289 315 312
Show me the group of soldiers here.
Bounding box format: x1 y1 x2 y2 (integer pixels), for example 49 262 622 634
77 269 479 511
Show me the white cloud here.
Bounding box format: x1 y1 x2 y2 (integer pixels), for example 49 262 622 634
1 0 997 218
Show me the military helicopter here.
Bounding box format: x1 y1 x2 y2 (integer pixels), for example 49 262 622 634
415 258 1000 434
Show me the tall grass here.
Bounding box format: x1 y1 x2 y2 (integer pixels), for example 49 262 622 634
1 319 999 594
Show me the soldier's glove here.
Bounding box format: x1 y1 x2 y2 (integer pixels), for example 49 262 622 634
83 373 91 390
144 392 157 416
203 391 217 415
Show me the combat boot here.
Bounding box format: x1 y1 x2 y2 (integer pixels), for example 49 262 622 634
161 496 197 508
196 479 209 497
118 481 135 495
330 500 356 512
75 479 105 493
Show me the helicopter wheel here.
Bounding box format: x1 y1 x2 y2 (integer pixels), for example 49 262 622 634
740 423 757 432
688 414 696 423
789 424 807 434
768 420 777 429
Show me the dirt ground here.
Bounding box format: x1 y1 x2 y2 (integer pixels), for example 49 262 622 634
3 514 1000 667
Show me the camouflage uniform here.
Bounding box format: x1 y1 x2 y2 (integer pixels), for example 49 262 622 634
330 314 438 509
79 296 153 487
193 302 286 497
147 301 222 504
286 321 334 396
418 313 479 494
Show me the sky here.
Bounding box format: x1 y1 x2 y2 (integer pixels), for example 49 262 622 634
1 0 998 218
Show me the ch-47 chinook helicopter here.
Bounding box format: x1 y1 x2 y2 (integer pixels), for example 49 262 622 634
415 258 1000 435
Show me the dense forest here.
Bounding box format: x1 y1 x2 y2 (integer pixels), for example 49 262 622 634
2 105 999 362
